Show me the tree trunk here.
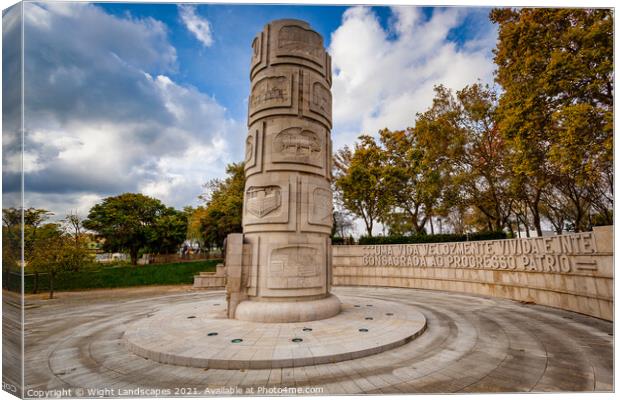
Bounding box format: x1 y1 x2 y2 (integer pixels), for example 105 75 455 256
130 248 139 266
49 274 54 299
33 272 39 294
532 209 542 236
429 218 434 235
523 207 530 238
530 191 543 236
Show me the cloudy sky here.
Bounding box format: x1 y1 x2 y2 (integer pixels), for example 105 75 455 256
2 2 497 223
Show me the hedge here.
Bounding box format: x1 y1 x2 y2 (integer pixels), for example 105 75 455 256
20 259 220 294
358 231 507 245
331 236 356 245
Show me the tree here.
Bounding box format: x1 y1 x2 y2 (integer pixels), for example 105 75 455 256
378 129 441 234
28 223 90 299
455 84 515 232
194 162 245 249
147 208 189 254
2 208 21 291
83 193 177 265
333 136 391 237
332 210 355 238
62 211 82 246
491 8 613 233
410 84 514 233
3 207 56 292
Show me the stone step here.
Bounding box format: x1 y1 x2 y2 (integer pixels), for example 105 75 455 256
193 275 226 288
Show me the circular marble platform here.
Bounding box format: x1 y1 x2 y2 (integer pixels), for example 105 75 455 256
23 287 613 394
123 295 426 370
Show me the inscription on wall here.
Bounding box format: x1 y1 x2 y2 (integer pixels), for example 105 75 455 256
360 233 600 273
268 245 321 289
246 186 281 218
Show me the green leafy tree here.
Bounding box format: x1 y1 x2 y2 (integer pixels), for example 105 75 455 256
83 193 177 265
491 8 613 233
333 136 391 237
147 208 189 254
194 162 245 249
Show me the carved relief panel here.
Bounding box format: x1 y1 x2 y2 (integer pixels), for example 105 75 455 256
304 77 332 128
310 82 331 117
264 119 328 177
246 186 281 218
272 127 322 167
277 25 323 61
299 175 333 233
249 74 293 116
244 122 264 177
310 187 332 225
250 32 265 75
245 132 255 167
243 174 297 231
267 245 322 289
266 20 330 80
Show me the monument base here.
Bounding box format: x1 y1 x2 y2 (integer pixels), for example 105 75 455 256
123 294 426 370
234 294 342 323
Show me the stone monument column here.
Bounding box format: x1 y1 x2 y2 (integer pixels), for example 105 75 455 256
228 19 341 323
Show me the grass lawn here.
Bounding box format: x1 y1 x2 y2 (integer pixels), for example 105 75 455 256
24 259 220 293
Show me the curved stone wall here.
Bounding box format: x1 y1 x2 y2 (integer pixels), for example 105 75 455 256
333 226 613 320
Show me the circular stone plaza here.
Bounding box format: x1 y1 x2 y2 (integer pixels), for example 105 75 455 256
22 285 612 395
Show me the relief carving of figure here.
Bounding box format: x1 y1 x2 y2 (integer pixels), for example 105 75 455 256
246 186 281 218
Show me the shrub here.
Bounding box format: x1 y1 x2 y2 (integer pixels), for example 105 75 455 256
358 231 507 245
331 236 356 245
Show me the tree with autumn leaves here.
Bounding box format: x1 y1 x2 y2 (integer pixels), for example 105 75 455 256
334 8 612 236
491 8 613 234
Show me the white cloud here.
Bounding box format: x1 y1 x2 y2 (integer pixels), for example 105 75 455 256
7 3 243 218
329 6 496 150
179 5 214 47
